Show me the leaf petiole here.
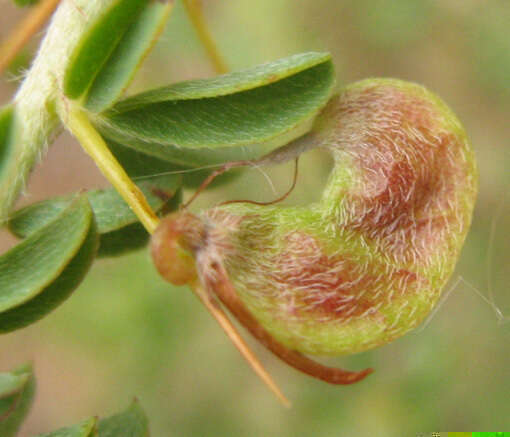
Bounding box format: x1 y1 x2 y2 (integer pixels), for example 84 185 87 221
65 107 159 234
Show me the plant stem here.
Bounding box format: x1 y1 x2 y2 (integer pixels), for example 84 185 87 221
182 0 228 74
66 107 159 234
190 280 291 408
1 1 116 225
0 0 61 74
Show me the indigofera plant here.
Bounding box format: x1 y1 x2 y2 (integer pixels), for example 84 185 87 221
152 79 478 382
0 0 479 427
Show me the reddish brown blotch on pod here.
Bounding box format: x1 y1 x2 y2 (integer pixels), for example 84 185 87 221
151 78 477 385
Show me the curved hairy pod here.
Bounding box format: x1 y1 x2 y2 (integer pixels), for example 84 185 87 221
152 79 477 375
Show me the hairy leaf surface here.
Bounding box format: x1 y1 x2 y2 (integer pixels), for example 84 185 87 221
64 0 147 99
0 197 98 332
8 175 181 256
85 1 173 112
97 52 335 165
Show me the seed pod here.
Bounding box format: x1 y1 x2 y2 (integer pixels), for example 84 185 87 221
152 78 477 367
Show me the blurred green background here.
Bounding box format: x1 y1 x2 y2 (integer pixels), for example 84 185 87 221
0 0 509 435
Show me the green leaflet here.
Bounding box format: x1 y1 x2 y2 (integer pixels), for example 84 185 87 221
0 196 92 311
97 400 149 437
0 364 35 437
107 140 239 188
0 371 29 399
107 140 183 178
112 52 333 110
35 400 149 437
64 0 148 100
0 372 149 436
8 174 181 257
85 1 173 113
97 52 335 165
36 418 97 437
0 197 98 333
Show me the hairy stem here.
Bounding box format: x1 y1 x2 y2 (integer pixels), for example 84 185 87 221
0 1 116 224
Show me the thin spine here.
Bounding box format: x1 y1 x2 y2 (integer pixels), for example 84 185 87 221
190 280 291 408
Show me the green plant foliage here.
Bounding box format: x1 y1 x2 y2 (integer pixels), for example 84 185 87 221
0 370 28 398
63 0 148 100
0 105 14 178
85 1 173 113
107 140 238 188
97 52 335 166
0 197 98 332
36 418 97 437
8 174 181 257
96 400 149 437
12 0 39 6
35 401 149 436
0 364 35 437
108 139 232 188
107 140 183 178
112 52 333 110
